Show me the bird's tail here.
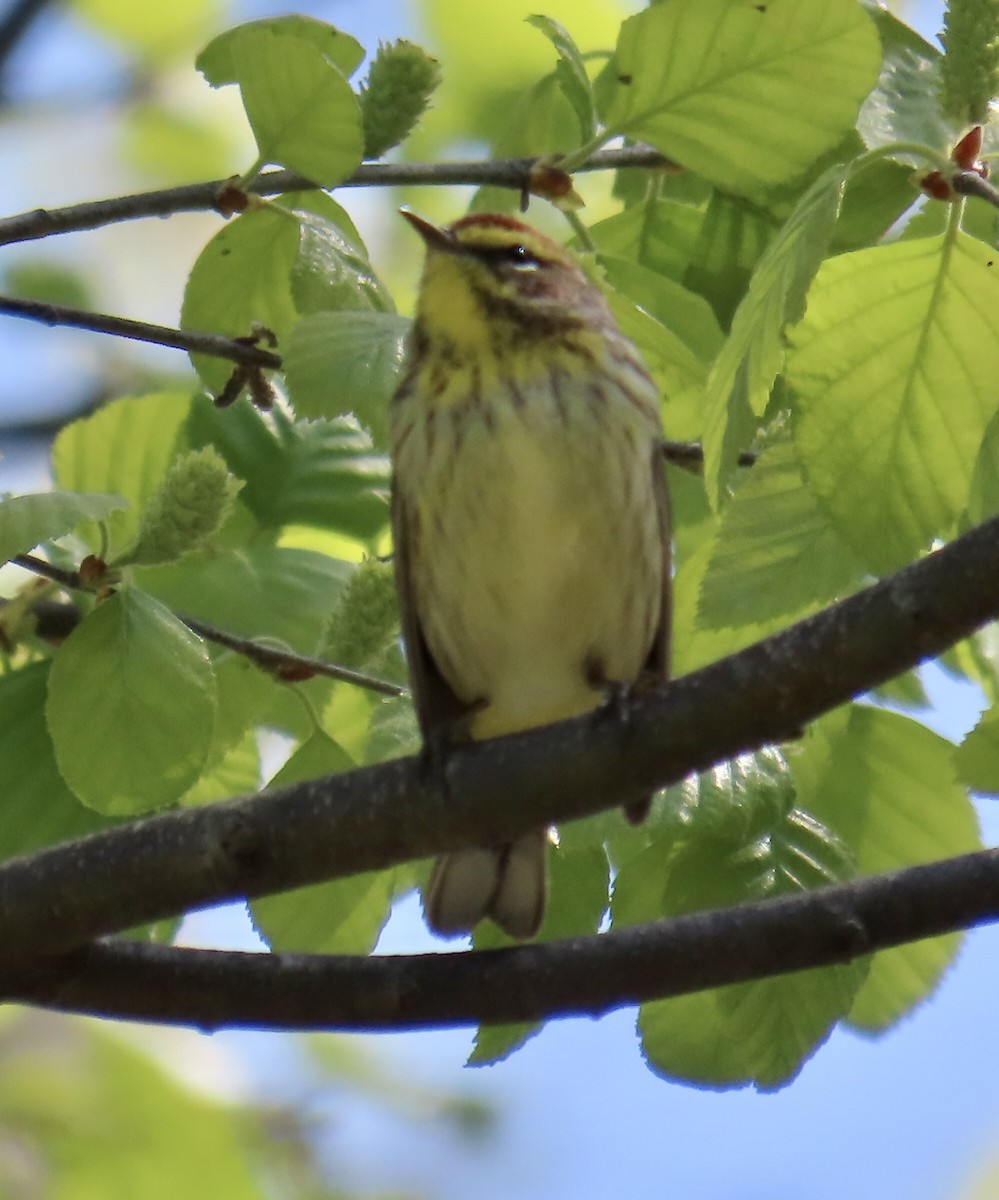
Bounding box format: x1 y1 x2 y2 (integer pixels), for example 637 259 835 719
424 830 547 940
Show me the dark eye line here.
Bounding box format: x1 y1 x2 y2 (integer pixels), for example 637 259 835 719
469 243 545 269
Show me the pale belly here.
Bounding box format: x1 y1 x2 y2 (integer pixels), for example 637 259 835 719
398 386 664 739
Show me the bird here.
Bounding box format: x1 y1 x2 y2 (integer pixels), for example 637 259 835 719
390 209 671 939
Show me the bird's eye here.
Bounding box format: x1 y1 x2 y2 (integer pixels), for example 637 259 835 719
505 244 540 269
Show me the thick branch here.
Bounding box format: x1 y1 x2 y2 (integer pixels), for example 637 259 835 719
1 509 999 967
0 147 672 247
0 294 282 368
10 846 999 1031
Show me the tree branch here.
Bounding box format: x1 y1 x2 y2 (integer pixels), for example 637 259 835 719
9 844 999 1031
1 508 999 969
10 555 405 697
0 147 672 247
0 294 283 368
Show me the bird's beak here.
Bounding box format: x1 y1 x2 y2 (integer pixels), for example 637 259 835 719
400 209 457 253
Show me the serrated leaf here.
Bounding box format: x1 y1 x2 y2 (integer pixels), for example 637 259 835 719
856 8 952 153
698 439 864 628
526 15 596 141
702 161 849 506
182 206 389 393
954 704 999 794
616 773 863 1089
0 662 118 859
251 732 396 953
46 588 217 815
788 232 999 573
186 399 390 539
291 210 393 316
284 311 410 447
199 26 362 184
0 491 128 566
792 705 980 1030
197 15 364 83
599 0 880 198
51 393 192 554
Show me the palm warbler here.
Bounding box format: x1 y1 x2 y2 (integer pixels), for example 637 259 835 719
391 210 671 940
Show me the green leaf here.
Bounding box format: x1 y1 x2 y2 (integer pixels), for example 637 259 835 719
684 192 777 327
965 404 999 526
284 311 410 448
180 729 260 807
186 399 390 539
614 753 863 1089
788 231 999 573
198 26 363 184
4 260 92 309
588 198 704 283
526 15 597 142
0 491 128 566
250 732 396 953
0 663 117 859
856 7 952 152
792 706 981 1030
182 206 390 393
197 15 364 83
698 439 864 628
600 261 719 441
954 704 999 794
702 161 850 506
0 1018 272 1198
121 102 235 185
46 588 217 815
73 0 219 61
599 0 880 198
51 393 192 555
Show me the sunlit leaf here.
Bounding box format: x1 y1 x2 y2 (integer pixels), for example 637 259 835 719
52 393 192 555
46 588 217 815
788 232 999 572
0 491 128 566
600 0 880 197
792 706 980 1030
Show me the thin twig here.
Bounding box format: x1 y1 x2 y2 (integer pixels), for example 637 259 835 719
0 146 673 247
0 294 283 368
9 844 999 1032
10 554 404 697
180 613 406 697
